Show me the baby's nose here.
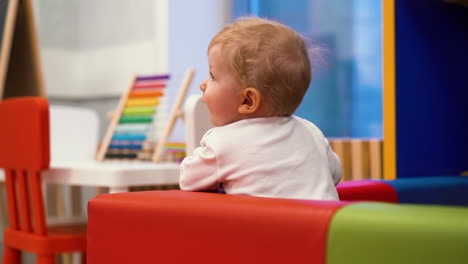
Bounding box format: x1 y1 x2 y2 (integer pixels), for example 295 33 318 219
200 82 207 92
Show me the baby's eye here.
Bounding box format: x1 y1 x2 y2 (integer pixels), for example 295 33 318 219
209 72 215 81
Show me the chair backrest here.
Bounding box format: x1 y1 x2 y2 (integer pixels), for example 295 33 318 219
0 97 50 235
0 104 99 177
49 105 99 164
184 94 213 155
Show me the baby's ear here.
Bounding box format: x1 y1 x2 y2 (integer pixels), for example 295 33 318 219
238 87 261 114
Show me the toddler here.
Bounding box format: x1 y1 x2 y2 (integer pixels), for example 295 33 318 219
179 17 342 200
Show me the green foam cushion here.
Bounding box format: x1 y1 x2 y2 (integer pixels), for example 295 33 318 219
327 203 468 264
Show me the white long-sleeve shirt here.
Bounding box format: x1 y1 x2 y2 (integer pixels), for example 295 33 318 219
179 116 342 200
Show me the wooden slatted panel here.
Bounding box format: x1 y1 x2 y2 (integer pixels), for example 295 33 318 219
329 138 383 181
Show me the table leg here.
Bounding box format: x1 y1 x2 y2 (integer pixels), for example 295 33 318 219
95 186 108 197
71 186 82 217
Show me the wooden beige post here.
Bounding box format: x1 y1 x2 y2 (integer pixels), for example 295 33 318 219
152 69 195 162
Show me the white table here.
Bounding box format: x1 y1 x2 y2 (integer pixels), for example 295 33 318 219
0 161 180 193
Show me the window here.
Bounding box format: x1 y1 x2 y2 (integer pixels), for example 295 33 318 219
233 0 382 137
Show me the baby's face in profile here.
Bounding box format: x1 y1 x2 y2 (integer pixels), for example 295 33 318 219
200 45 244 126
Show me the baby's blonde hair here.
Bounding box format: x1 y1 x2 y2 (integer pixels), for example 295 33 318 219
209 17 312 116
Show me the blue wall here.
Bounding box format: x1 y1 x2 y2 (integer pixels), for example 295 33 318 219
395 0 468 177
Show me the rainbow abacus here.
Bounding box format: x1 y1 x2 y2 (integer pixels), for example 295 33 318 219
97 69 195 162
97 74 170 161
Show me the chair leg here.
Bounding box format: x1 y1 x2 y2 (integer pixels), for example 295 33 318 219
2 247 21 264
61 253 72 264
37 255 55 264
0 182 9 228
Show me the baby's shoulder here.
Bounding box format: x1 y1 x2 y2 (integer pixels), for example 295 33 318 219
201 119 266 150
204 122 251 142
292 115 325 137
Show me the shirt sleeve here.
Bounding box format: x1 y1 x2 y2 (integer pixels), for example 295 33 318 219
326 141 343 185
179 132 220 191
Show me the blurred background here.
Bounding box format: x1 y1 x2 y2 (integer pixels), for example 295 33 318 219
35 0 382 141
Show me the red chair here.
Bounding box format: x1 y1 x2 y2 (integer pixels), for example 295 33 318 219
88 190 348 264
0 97 86 264
337 180 398 203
